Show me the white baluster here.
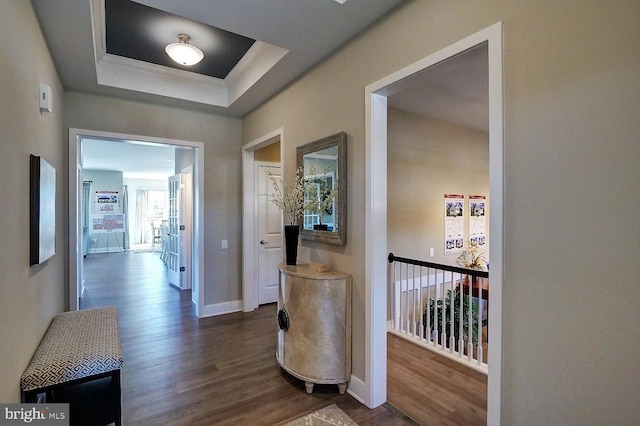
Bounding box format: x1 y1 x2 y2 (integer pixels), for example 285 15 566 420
407 265 416 337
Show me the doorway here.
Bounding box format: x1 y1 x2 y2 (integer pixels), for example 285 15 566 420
364 22 504 423
68 128 205 317
241 128 284 312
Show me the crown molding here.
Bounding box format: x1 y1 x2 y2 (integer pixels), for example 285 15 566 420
90 0 287 108
226 42 289 106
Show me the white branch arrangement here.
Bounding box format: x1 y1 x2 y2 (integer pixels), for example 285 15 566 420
266 165 339 227
266 167 305 226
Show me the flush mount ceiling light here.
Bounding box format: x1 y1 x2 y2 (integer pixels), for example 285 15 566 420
165 34 204 66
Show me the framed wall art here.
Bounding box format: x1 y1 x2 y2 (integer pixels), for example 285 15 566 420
30 154 56 265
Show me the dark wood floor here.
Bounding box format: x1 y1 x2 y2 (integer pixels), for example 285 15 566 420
81 251 411 425
387 334 487 425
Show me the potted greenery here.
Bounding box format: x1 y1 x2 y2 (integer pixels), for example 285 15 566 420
424 288 479 351
424 241 485 351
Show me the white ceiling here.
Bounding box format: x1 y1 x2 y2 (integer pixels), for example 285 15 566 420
32 0 406 117
387 44 489 132
82 138 177 180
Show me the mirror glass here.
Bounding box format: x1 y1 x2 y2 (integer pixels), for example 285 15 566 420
297 132 346 245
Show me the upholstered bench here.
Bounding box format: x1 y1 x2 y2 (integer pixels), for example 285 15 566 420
21 306 123 426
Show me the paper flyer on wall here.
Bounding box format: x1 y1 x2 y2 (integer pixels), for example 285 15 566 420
469 195 486 247
98 203 117 213
91 214 125 233
96 190 119 204
444 194 464 255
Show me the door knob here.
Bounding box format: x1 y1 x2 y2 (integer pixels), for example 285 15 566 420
260 240 266 245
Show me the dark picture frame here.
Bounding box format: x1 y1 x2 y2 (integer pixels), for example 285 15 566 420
30 154 56 265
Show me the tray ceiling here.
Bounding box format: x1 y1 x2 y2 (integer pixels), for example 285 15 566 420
31 0 406 116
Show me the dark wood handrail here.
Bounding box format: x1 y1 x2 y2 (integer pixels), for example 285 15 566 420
388 252 489 279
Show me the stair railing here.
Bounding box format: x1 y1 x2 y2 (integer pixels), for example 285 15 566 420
388 253 489 373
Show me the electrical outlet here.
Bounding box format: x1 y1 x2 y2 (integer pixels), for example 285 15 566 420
221 240 228 249
429 247 434 257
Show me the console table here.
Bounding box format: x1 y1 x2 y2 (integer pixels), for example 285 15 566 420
276 263 352 394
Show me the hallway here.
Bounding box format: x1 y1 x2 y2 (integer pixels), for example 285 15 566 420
81 251 409 425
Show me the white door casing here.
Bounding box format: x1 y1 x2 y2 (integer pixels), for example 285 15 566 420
257 163 282 304
69 129 205 316
242 128 284 312
70 137 83 311
364 22 504 421
181 166 194 301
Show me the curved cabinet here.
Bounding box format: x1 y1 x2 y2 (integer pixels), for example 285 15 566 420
276 264 352 394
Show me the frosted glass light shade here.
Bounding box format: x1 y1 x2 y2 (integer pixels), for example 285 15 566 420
165 34 204 66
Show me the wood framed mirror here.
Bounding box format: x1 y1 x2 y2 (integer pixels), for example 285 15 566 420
297 132 347 245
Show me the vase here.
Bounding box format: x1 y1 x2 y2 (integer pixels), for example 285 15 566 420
284 225 300 265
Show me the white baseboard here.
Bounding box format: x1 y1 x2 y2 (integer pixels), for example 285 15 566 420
346 374 368 406
200 300 243 317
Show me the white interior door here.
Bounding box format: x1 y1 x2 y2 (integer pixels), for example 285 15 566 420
257 163 282 304
167 174 182 288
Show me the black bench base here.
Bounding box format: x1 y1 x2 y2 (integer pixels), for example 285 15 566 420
21 370 121 426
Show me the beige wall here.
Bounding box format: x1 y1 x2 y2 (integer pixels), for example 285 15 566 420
64 92 243 306
388 108 489 266
244 0 640 423
0 1 66 402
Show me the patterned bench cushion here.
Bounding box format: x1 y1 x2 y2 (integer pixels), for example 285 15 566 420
21 306 123 392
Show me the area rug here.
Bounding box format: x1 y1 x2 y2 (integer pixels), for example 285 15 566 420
283 404 358 426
